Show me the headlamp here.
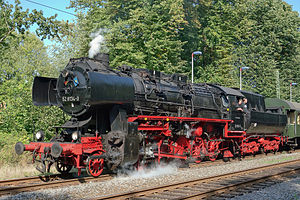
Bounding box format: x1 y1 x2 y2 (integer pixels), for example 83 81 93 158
72 131 80 141
35 130 44 141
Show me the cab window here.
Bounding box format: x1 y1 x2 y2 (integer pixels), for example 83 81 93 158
221 95 229 107
288 111 296 124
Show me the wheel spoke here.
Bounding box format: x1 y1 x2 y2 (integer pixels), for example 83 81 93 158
87 153 104 177
55 159 72 174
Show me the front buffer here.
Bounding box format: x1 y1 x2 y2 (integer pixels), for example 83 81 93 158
15 136 105 177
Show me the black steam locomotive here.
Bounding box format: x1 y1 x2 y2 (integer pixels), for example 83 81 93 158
15 54 288 177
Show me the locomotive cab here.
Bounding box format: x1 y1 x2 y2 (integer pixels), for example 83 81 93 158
265 98 300 147
240 90 287 135
209 85 247 131
209 86 287 133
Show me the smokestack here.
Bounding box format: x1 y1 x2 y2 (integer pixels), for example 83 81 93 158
93 53 109 68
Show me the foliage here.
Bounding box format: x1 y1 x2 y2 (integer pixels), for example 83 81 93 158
233 0 300 99
0 131 29 165
68 0 300 101
0 33 66 164
70 0 187 73
0 0 70 46
0 0 72 164
194 0 243 85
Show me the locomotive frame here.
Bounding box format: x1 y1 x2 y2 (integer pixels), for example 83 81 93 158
15 54 290 177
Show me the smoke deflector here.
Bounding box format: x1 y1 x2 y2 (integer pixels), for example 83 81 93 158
32 76 58 106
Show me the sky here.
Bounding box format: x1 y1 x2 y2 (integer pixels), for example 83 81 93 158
8 0 77 45
284 0 300 13
7 0 300 46
9 0 76 22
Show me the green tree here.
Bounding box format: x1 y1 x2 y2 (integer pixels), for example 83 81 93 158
0 33 66 164
0 32 65 136
185 0 299 101
195 0 244 86
0 0 72 164
70 0 187 73
233 0 300 99
0 0 70 46
48 0 300 102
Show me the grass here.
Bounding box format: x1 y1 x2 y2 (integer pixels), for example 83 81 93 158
0 146 58 180
0 158 61 180
0 143 41 180
0 162 40 180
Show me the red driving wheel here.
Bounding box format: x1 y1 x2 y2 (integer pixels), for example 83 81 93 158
86 153 104 177
209 154 217 161
191 142 203 163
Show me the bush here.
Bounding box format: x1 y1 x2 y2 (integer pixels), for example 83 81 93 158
0 132 31 165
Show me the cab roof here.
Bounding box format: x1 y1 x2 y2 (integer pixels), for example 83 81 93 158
265 98 300 111
210 85 245 97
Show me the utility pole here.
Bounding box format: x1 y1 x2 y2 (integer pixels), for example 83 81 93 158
276 70 280 99
239 67 250 90
290 82 297 101
191 51 202 83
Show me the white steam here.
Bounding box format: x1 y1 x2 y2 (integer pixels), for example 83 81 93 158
184 123 195 138
88 29 109 58
128 164 178 179
117 162 179 179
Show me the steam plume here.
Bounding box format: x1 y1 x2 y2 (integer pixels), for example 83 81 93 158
88 29 109 58
127 163 178 179
117 162 179 179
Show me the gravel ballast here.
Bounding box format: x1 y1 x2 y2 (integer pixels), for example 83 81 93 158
2 151 300 200
230 176 300 200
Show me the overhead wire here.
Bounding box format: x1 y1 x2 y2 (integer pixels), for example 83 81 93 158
23 0 76 16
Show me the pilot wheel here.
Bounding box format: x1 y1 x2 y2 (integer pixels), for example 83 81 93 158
55 159 73 174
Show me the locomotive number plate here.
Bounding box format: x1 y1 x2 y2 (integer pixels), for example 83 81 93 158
62 96 80 102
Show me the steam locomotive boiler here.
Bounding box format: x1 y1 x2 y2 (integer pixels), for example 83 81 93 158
15 54 288 177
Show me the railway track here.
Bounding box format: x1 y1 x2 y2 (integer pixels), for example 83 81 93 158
0 173 113 197
91 159 300 200
1 150 299 198
188 148 300 168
